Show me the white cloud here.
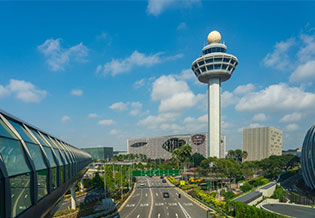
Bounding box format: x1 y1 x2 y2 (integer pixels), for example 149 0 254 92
252 113 268 122
71 89 83 96
280 112 302 123
133 79 145 88
297 34 315 61
263 38 295 70
177 22 187 31
99 51 182 76
109 102 128 111
233 83 255 95
130 102 143 116
173 69 196 82
98 119 115 126
235 83 315 112
109 101 143 116
249 123 263 128
151 75 203 113
109 129 120 135
38 38 88 71
0 85 10 98
88 113 99 118
222 91 239 108
138 112 179 129
61 115 70 123
147 0 200 16
0 79 47 103
285 123 299 131
290 60 315 82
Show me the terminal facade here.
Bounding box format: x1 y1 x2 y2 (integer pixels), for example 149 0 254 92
128 132 226 159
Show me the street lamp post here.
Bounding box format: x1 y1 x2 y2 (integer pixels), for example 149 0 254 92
104 164 106 198
121 164 123 201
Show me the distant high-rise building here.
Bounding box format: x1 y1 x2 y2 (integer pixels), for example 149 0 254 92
243 127 282 161
82 146 113 161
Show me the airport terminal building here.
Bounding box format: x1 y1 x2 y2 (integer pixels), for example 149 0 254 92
127 132 225 159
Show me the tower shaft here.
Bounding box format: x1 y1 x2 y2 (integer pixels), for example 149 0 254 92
208 78 221 157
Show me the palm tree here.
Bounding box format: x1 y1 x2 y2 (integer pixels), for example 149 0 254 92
172 144 192 177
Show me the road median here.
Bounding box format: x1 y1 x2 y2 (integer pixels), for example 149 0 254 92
117 183 137 213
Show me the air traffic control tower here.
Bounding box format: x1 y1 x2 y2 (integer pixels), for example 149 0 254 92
192 31 238 157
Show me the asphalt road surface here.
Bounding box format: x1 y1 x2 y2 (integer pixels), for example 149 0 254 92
263 203 315 218
118 177 208 218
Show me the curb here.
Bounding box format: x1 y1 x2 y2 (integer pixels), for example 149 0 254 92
166 177 214 212
117 183 137 213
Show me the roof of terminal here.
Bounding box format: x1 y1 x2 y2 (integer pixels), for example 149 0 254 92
233 191 262 204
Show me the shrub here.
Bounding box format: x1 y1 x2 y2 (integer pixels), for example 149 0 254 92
180 184 197 190
221 189 236 201
240 183 252 192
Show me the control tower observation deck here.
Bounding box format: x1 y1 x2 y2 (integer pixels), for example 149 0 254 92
192 31 238 157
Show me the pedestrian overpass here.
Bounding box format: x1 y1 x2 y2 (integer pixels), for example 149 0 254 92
0 109 92 218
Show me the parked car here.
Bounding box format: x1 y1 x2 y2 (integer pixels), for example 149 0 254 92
163 192 169 198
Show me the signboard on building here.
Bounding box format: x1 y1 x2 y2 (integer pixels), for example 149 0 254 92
132 169 180 177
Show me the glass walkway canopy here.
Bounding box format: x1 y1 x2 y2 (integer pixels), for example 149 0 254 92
0 109 92 218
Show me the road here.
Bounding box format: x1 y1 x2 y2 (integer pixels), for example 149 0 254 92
118 177 208 218
262 203 315 218
58 189 105 211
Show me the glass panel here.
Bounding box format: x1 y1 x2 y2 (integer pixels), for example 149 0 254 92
0 137 31 176
0 119 17 139
231 59 235 64
53 149 63 165
198 61 205 66
7 120 35 144
51 167 57 189
37 169 48 200
222 64 228 70
26 143 46 170
201 67 206 72
10 173 32 217
30 129 46 146
205 59 213 63
207 65 213 70
42 146 57 167
214 64 221 69
214 58 222 62
60 166 64 184
223 58 230 62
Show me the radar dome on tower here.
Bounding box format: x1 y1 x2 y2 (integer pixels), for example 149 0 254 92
207 31 221 44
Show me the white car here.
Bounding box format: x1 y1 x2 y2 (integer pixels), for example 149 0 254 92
140 183 145 186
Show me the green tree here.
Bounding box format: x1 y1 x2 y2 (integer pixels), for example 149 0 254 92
191 153 206 167
172 144 192 172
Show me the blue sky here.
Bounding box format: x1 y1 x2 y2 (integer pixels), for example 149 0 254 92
1 1 315 152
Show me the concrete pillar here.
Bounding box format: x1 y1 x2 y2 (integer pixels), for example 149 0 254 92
71 184 76 210
80 178 84 192
208 78 221 158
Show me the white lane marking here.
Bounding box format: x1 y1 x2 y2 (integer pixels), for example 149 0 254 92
148 178 154 218
155 203 164 206
167 212 169 216
178 202 192 218
183 203 193 206
158 213 160 218
156 193 158 197
136 215 140 218
168 203 177 206
176 213 179 218
145 193 148 197
140 203 149 207
126 204 135 207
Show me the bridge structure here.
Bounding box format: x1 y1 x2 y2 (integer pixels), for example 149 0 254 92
0 109 92 218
